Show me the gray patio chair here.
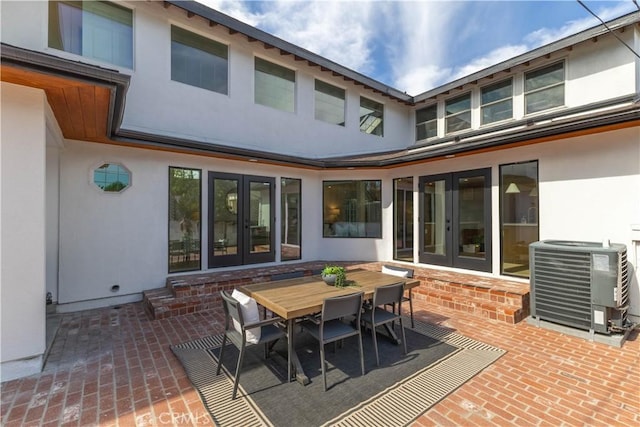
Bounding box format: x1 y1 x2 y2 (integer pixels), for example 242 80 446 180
361 282 407 366
301 292 365 391
217 290 286 399
382 264 415 328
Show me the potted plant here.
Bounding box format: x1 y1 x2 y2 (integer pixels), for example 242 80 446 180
321 265 347 287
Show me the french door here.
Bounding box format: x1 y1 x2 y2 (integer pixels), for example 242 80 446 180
208 172 275 267
419 168 492 272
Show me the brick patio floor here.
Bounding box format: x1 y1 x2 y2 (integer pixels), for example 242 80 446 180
1 299 638 426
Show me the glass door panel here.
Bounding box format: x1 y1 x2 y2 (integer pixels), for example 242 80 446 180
393 177 413 262
420 169 491 272
419 174 452 265
210 174 240 267
209 173 275 267
453 169 492 271
248 180 272 255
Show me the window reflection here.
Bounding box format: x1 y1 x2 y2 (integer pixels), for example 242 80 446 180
168 167 201 273
323 180 381 238
500 161 539 277
281 178 301 260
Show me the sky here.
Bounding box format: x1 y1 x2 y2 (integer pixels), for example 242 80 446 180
195 0 639 95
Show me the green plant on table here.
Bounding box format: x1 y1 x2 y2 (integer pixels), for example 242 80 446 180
321 265 347 287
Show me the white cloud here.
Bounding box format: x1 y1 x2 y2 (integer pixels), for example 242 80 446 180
396 64 452 96
449 44 529 81
195 0 638 96
526 2 637 47
255 1 377 74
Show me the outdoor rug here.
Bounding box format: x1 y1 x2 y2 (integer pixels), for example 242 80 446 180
171 318 505 426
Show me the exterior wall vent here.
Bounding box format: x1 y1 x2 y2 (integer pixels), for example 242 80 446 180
529 240 630 336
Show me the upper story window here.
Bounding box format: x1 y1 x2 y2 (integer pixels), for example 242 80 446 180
525 61 565 114
315 80 345 126
48 1 133 68
481 78 513 125
171 26 228 94
360 97 383 136
255 57 295 112
416 104 437 141
445 93 471 134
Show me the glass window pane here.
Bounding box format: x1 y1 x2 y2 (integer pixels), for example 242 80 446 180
500 161 539 278
359 97 383 136
281 178 301 261
169 167 201 273
524 62 564 114
446 111 471 133
171 26 228 94
416 105 437 140
249 181 272 254
315 80 345 125
212 178 239 257
526 86 564 114
323 180 381 238
482 99 513 125
49 1 133 68
393 177 413 261
93 163 130 192
481 79 512 104
445 94 471 116
445 93 471 134
255 58 295 112
525 62 564 92
422 180 446 255
458 175 486 259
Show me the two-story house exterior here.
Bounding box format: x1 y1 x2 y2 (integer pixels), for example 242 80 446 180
1 0 638 380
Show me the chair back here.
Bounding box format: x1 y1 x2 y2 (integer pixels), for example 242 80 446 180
322 292 363 322
373 282 405 307
220 290 244 328
382 264 414 278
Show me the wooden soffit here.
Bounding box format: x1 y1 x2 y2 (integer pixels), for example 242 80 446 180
1 64 113 143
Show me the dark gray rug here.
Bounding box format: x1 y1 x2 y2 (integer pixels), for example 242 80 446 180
171 319 505 426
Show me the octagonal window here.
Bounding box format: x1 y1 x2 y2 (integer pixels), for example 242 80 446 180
93 163 131 192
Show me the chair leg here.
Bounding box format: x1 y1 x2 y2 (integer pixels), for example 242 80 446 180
357 333 365 376
371 324 380 366
408 291 415 329
320 343 327 391
216 334 227 375
232 343 246 400
399 317 407 355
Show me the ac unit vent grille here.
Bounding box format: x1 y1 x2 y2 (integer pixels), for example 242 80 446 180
532 248 592 329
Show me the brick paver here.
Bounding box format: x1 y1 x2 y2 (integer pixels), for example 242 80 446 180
1 299 638 426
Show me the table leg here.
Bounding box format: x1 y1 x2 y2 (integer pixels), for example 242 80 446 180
382 323 401 345
287 319 310 385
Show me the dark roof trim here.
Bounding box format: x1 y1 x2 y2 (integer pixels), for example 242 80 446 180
165 2 638 104
2 44 638 170
164 0 412 103
115 96 639 169
0 43 130 137
414 11 640 103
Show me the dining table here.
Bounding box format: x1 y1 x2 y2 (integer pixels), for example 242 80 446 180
238 269 420 385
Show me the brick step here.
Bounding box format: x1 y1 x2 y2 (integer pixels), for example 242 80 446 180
142 261 530 323
412 286 527 324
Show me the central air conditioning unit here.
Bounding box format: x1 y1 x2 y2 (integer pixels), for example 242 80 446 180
529 240 630 336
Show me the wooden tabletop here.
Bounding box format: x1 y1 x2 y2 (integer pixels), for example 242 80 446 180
238 269 419 320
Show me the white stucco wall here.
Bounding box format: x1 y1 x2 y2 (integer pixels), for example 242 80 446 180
0 83 47 381
2 1 636 161
392 127 640 319
120 1 411 159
